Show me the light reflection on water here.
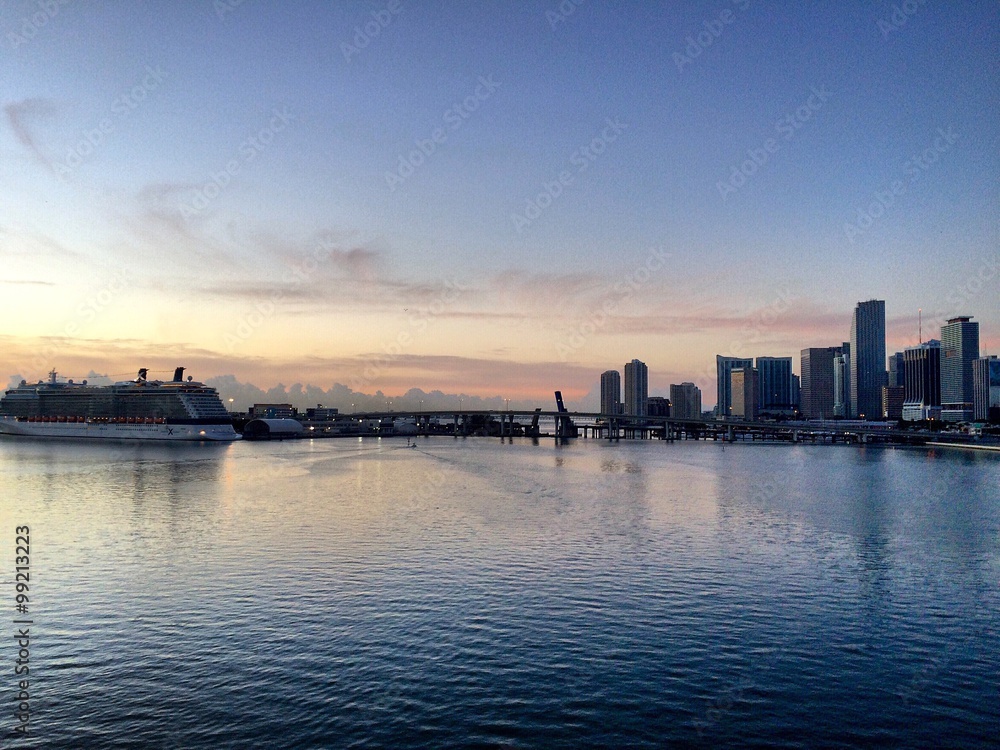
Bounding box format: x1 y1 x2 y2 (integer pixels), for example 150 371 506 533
1 437 998 748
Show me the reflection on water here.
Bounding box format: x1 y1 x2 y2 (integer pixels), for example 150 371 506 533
0 437 998 748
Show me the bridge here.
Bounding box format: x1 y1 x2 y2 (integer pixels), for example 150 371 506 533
319 409 971 447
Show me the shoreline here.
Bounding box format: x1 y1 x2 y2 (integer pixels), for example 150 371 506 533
925 441 1000 453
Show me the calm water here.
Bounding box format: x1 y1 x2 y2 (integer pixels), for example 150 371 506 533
1 436 998 748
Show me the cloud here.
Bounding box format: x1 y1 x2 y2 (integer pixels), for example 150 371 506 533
4 98 58 169
0 224 82 260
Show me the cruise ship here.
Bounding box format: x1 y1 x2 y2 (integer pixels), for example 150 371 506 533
0 368 239 441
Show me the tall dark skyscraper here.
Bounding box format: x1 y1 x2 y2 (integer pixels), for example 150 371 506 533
600 370 621 416
716 356 753 418
756 356 794 414
849 299 886 419
670 383 702 420
624 359 648 417
888 351 905 389
800 347 838 419
940 316 979 421
902 340 941 421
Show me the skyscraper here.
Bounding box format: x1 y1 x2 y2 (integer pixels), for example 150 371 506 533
670 382 702 420
646 396 670 417
849 299 886 420
624 359 648 417
600 370 621 416
973 356 1000 423
756 356 794 415
902 340 941 421
882 386 904 420
888 351 905 389
800 347 839 419
716 355 753 418
731 367 758 420
833 343 850 417
940 316 979 422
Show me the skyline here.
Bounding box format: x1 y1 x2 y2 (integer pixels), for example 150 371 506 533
2 1 998 410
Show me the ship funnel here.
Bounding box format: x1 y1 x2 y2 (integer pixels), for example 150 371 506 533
137 368 148 382
173 367 186 382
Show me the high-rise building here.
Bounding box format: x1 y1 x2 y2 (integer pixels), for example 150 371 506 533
800 347 839 419
624 359 648 417
647 396 670 418
756 356 794 416
888 351 906 389
600 370 621 416
850 299 886 420
716 355 753 418
670 382 702 420
730 367 758 420
902 340 941 422
973 356 1000 423
833 343 850 417
791 374 801 413
940 316 979 422
882 385 904 420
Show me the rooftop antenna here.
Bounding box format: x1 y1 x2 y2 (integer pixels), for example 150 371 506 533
918 308 922 344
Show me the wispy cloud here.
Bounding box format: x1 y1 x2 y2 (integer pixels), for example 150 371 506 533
4 98 58 169
0 224 83 260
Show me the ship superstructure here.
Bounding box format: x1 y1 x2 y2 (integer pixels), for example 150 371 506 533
0 367 239 441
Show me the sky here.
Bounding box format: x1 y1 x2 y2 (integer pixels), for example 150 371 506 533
1 0 998 410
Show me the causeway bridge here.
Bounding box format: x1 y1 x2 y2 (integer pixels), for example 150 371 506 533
332 409 975 447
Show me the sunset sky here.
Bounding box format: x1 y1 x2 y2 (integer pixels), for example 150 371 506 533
2 0 997 410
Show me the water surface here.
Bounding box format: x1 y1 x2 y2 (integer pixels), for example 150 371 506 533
1 437 997 747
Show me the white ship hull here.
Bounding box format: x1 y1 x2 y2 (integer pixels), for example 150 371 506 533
0 417 239 442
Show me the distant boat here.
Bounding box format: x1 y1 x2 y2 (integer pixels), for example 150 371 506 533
0 367 239 442
394 418 419 436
